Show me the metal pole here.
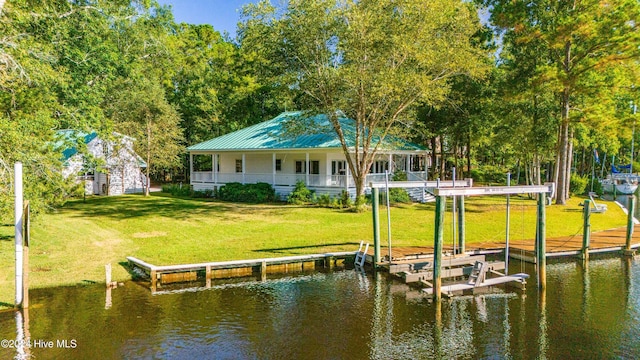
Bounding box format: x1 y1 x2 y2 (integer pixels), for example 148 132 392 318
384 170 392 263
15 162 24 307
452 167 457 254
582 199 591 262
372 188 381 266
505 172 511 275
433 195 446 301
457 195 465 254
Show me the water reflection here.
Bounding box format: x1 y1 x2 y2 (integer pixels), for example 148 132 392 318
1 258 640 359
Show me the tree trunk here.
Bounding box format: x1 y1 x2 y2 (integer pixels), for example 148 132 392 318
466 132 471 179
439 134 445 179
555 89 571 204
145 122 151 196
564 128 574 199
430 136 438 179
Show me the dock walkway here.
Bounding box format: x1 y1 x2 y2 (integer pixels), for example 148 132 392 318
367 224 640 264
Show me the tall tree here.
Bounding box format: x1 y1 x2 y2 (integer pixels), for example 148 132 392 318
482 0 640 204
109 78 183 196
241 0 488 204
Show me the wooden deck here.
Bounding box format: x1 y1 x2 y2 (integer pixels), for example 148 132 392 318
367 224 640 263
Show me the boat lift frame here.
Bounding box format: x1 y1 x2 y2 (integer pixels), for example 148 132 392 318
430 183 555 300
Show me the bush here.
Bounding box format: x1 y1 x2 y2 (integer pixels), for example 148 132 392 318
569 174 589 196
162 183 192 197
586 177 604 196
388 188 412 204
315 193 332 207
192 189 215 198
218 182 277 203
288 181 313 204
469 165 509 184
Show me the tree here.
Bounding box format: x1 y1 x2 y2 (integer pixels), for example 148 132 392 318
241 0 488 204
482 0 640 204
109 78 183 196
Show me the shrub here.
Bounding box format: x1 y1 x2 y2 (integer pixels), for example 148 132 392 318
315 193 332 207
288 181 313 204
338 190 353 209
218 182 277 203
586 177 604 196
569 174 589 196
162 183 192 197
388 188 412 204
469 165 509 184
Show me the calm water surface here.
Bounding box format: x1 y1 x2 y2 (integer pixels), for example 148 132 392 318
1 257 640 359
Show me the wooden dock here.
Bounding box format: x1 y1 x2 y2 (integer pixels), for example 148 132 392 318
366 224 640 265
127 251 357 292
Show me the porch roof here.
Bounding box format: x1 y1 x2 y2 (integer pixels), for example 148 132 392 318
187 111 426 152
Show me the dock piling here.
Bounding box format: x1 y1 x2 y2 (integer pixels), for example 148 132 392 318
433 196 446 301
537 193 546 289
625 196 636 256
582 199 591 262
372 187 381 267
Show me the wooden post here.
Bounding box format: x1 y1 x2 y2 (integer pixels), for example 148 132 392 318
433 196 446 300
261 261 267 281
22 201 29 309
582 199 591 261
205 265 212 288
105 264 112 286
372 187 381 267
537 194 546 289
150 269 157 293
457 195 465 254
625 195 636 256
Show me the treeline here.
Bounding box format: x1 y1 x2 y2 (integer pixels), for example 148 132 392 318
0 0 638 219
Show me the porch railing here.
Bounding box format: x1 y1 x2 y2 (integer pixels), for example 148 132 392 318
191 171 427 188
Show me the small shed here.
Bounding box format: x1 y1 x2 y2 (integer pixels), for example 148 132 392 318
57 130 147 195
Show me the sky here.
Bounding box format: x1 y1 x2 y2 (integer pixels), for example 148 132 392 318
157 0 257 38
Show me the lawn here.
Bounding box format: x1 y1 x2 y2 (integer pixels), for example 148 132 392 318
0 192 627 308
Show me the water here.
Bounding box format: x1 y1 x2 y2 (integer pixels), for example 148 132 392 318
1 258 640 359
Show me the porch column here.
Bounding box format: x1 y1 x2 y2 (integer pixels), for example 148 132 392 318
405 154 410 177
388 153 393 173
345 162 350 191
305 152 309 185
211 154 215 184
213 154 218 184
189 153 193 183
272 153 276 186
242 153 246 184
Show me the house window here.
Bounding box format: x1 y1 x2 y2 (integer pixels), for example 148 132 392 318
332 160 346 175
275 159 282 171
309 160 319 175
411 155 425 172
296 160 319 174
235 159 243 173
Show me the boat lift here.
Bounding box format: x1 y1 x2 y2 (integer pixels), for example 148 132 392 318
424 183 555 300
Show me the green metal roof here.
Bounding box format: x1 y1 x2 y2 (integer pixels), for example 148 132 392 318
187 111 425 152
55 130 98 161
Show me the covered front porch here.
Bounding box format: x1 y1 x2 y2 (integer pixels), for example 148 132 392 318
189 150 429 198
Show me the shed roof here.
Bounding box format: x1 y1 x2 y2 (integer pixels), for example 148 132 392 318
55 130 98 161
187 111 425 152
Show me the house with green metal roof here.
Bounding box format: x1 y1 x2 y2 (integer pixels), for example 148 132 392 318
187 111 429 199
57 130 147 196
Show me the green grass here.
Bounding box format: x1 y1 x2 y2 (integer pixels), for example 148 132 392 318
0 193 627 309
